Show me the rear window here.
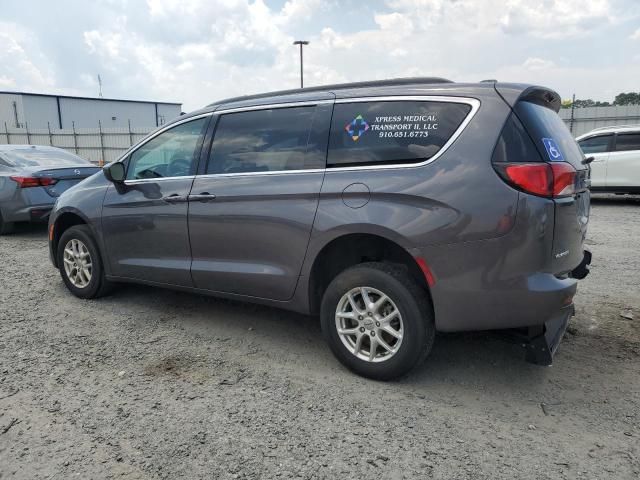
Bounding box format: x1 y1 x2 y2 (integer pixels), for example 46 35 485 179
327 101 471 168
514 101 586 170
492 113 542 163
0 149 90 168
615 133 640 152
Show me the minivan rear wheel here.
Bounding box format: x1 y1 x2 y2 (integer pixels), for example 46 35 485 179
57 225 112 299
320 262 435 380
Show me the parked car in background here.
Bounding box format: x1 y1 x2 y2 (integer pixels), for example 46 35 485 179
48 78 591 380
0 145 99 234
577 125 640 194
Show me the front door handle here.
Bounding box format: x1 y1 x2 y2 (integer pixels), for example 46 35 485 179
188 193 217 202
162 194 188 203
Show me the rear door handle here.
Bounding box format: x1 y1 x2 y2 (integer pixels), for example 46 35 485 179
188 193 217 202
162 194 188 203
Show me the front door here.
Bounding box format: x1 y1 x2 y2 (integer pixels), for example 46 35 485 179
188 102 332 300
102 116 210 285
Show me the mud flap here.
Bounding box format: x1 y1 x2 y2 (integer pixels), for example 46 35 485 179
524 305 575 366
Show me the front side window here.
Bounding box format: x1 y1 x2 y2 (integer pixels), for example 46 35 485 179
615 133 640 152
327 101 471 168
578 135 613 154
207 106 319 174
127 117 208 180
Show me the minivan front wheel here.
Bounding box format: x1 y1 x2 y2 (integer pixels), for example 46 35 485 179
57 225 112 299
321 262 435 380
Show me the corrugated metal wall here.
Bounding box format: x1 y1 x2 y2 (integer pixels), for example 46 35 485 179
559 105 640 137
1 93 182 130
0 124 155 164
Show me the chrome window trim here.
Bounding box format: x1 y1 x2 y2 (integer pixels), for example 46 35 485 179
124 175 196 185
194 95 480 179
214 99 333 115
118 112 213 184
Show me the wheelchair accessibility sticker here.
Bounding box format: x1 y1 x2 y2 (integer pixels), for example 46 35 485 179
542 138 564 162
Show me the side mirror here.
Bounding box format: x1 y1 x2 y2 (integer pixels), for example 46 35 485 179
103 162 126 183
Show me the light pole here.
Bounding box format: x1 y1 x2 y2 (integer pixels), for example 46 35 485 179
293 40 309 88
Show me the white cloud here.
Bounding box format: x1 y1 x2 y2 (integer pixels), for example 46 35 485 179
0 0 638 111
523 57 556 71
631 28 640 40
0 22 56 92
387 0 615 39
374 12 413 33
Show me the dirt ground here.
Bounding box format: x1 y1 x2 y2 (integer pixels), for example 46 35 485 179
1 196 638 479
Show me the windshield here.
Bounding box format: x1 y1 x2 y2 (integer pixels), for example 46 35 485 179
0 149 91 168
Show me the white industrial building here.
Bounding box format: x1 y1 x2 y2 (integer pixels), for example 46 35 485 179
0 91 182 130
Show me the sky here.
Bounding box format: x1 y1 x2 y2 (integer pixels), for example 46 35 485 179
0 0 639 111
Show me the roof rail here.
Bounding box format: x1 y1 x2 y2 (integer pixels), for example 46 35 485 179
208 77 454 107
591 124 640 132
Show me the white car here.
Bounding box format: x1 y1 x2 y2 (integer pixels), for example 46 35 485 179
577 125 640 194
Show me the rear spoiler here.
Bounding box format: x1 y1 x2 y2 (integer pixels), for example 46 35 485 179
494 83 562 113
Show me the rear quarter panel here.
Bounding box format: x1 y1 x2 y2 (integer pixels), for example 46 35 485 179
302 92 518 274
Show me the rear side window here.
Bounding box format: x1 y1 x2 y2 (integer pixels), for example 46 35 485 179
615 133 640 152
514 101 585 170
578 135 613 154
492 113 543 163
207 106 323 174
327 101 471 168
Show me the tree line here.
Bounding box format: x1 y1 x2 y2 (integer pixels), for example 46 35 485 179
561 92 640 108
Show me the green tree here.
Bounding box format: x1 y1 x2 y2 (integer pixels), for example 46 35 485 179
613 92 640 106
561 98 612 108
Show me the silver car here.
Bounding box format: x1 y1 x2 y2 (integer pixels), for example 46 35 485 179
0 145 99 234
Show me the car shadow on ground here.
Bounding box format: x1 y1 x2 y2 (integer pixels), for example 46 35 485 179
98 281 551 393
17 221 556 391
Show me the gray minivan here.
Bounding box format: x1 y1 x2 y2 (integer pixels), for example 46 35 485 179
48 78 591 379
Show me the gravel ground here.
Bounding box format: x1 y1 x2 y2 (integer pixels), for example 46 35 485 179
1 195 639 479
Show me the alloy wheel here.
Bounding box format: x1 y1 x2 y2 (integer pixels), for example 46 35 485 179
63 239 93 289
335 286 404 363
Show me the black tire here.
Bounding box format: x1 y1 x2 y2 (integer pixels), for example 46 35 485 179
0 211 15 235
320 262 435 380
57 225 113 299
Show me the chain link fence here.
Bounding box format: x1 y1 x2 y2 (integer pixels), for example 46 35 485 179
1 120 157 165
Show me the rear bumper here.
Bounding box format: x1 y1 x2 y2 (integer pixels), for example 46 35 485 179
429 270 578 332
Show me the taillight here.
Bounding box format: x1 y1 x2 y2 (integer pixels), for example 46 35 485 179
550 162 576 197
495 162 576 198
10 176 58 188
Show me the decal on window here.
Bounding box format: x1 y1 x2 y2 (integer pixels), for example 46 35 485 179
345 115 370 142
345 113 439 142
542 137 564 162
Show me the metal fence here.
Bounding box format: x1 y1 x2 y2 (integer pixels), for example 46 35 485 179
559 105 640 137
0 121 156 165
